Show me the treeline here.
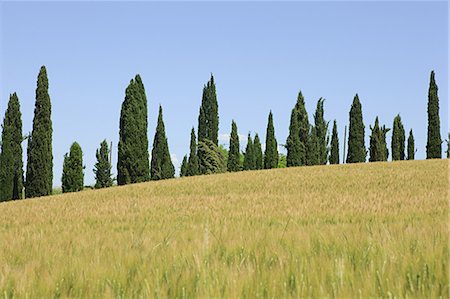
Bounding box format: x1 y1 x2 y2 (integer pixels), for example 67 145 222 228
0 67 447 201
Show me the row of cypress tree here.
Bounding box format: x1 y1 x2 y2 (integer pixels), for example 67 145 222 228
0 68 447 201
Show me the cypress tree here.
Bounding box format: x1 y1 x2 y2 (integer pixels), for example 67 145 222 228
117 75 150 185
198 74 219 145
180 155 188 177
426 71 441 159
253 133 263 170
407 129 415 160
198 139 226 174
187 128 200 176
446 133 450 159
0 93 24 201
150 106 175 180
264 111 278 169
25 66 53 198
391 114 405 161
61 142 84 193
314 98 329 164
295 91 309 165
227 120 241 172
286 108 301 167
369 117 390 162
346 94 366 163
306 126 320 166
329 120 339 164
243 133 255 170
93 140 113 189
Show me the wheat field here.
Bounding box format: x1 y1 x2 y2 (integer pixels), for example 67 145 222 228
0 159 448 298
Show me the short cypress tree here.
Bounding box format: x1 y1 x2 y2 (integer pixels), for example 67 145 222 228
426 71 442 159
25 66 53 198
286 108 301 167
180 155 188 177
264 111 278 169
187 128 200 176
253 134 263 170
61 142 84 193
391 114 405 161
93 140 113 189
346 94 366 163
117 75 150 185
227 120 241 172
329 120 339 164
369 117 390 162
198 139 226 174
314 98 329 165
306 126 320 166
295 91 309 165
446 133 450 159
0 93 24 201
150 106 175 180
407 129 415 160
243 133 255 170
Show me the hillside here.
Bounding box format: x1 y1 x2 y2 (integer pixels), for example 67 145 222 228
0 159 448 298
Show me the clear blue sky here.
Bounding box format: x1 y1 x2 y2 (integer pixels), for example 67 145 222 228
0 1 448 187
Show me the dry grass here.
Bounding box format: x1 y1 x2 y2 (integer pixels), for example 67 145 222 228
0 159 448 298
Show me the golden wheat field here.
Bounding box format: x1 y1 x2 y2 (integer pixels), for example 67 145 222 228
0 159 448 298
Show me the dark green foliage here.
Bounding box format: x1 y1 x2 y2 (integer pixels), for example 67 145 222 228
198 74 219 145
446 133 450 158
426 71 441 159
197 139 226 174
253 134 263 170
286 108 301 167
243 133 255 170
25 66 53 198
314 98 329 165
329 120 339 164
150 106 175 180
391 114 405 161
93 140 113 189
407 129 415 160
187 128 200 176
264 111 278 169
117 75 150 185
227 121 241 172
180 155 188 177
346 94 366 163
0 93 23 201
61 142 84 193
278 153 287 168
369 117 390 162
295 91 309 165
306 126 320 166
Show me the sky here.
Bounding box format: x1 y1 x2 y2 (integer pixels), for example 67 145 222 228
0 1 448 187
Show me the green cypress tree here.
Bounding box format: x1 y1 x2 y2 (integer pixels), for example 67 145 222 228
391 114 405 161
253 133 263 170
243 133 255 170
180 155 188 177
187 128 200 176
314 98 329 165
198 74 219 145
329 120 339 164
369 117 390 162
197 139 226 174
0 93 24 201
346 94 366 163
286 108 301 167
426 71 442 159
407 129 415 160
25 66 53 198
93 140 113 189
306 126 320 166
61 142 84 193
264 111 278 169
227 120 241 172
446 133 450 159
295 91 309 165
117 75 150 185
150 106 175 180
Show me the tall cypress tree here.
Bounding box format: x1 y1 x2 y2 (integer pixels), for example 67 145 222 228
61 142 84 193
264 111 278 169
295 91 309 165
243 133 255 170
198 74 219 145
0 93 24 201
187 128 200 176
227 120 241 172
286 108 301 167
426 71 441 159
369 117 390 162
391 114 405 161
314 98 329 165
306 126 320 166
25 66 53 198
117 75 150 185
93 140 113 189
346 94 366 163
329 120 339 165
150 106 175 180
253 134 263 170
407 129 415 160
180 155 188 177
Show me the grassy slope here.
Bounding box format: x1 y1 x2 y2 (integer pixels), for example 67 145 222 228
0 160 448 298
